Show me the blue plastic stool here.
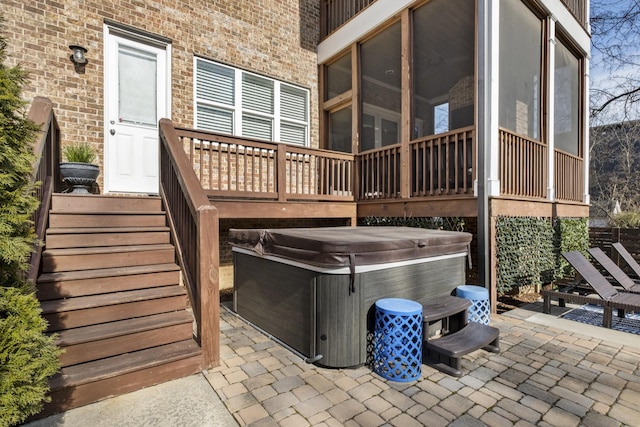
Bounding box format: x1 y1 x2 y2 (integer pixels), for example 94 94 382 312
456 285 490 325
373 298 422 382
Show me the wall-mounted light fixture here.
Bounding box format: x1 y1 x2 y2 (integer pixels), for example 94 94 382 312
69 45 88 73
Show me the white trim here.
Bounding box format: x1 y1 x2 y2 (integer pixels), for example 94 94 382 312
582 56 590 205
482 0 500 197
232 246 468 274
103 24 171 194
537 0 590 52
547 17 556 201
317 0 416 64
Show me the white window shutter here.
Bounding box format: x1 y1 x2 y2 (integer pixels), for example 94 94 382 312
197 61 235 106
197 104 233 134
242 114 273 140
242 74 274 114
280 85 307 122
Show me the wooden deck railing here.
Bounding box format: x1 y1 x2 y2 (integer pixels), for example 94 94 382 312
27 97 61 285
560 0 588 29
554 148 584 202
320 0 377 38
357 144 401 200
175 127 354 202
410 127 476 197
499 128 548 199
159 119 219 369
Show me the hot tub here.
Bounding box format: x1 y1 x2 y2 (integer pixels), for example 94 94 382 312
229 226 472 368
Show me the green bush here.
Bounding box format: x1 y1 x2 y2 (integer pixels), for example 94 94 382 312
496 217 555 293
496 216 589 293
0 21 39 294
610 211 640 228
554 217 589 278
62 142 97 164
0 19 61 425
0 287 60 426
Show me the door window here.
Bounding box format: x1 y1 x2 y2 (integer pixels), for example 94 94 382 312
118 46 158 127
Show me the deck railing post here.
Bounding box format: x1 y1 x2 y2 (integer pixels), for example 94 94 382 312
198 204 219 368
277 144 287 202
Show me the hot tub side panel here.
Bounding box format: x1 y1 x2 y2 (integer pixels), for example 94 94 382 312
233 252 315 357
362 256 467 308
315 275 362 368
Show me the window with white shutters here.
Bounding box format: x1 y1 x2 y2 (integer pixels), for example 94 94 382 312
195 58 309 146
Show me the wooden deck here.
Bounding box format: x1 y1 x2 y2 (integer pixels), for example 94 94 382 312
320 0 588 40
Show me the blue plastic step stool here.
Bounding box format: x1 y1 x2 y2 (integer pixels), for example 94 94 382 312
456 285 491 325
373 298 422 382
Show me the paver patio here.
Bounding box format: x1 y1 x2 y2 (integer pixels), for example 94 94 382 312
25 300 640 426
206 301 640 426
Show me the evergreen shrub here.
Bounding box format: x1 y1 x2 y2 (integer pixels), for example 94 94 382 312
0 19 61 426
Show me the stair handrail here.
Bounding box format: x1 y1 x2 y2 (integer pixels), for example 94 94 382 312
26 97 61 285
159 118 219 369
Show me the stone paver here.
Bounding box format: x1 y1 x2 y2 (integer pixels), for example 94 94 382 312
205 304 640 426
33 303 640 427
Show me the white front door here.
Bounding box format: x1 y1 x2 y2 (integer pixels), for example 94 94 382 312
105 32 168 194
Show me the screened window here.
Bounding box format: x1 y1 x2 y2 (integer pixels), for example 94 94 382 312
361 22 401 149
329 107 352 153
413 0 475 138
554 38 581 156
499 0 543 140
326 52 352 101
195 58 309 145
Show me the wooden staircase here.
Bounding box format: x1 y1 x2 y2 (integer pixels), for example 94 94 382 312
35 194 202 415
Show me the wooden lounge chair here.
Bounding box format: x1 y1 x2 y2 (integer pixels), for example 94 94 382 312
587 247 640 293
542 251 640 328
612 242 640 281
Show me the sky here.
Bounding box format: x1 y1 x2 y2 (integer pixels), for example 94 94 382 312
589 0 640 123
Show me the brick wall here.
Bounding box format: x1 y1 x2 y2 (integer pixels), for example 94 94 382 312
1 0 320 188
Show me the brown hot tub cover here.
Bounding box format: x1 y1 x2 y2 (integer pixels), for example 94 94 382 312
228 226 472 268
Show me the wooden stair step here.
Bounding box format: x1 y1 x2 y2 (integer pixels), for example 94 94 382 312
52 194 162 213
42 244 176 272
41 286 186 314
45 229 171 249
42 286 188 331
58 311 194 367
37 264 181 300
49 212 166 228
45 340 202 414
47 226 170 234
51 339 201 389
38 263 180 283
425 322 500 358
424 322 500 377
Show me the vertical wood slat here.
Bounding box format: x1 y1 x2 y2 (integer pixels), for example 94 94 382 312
555 149 583 202
559 0 587 29
407 127 475 197
320 0 377 39
498 128 548 199
356 145 401 199
174 128 354 201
